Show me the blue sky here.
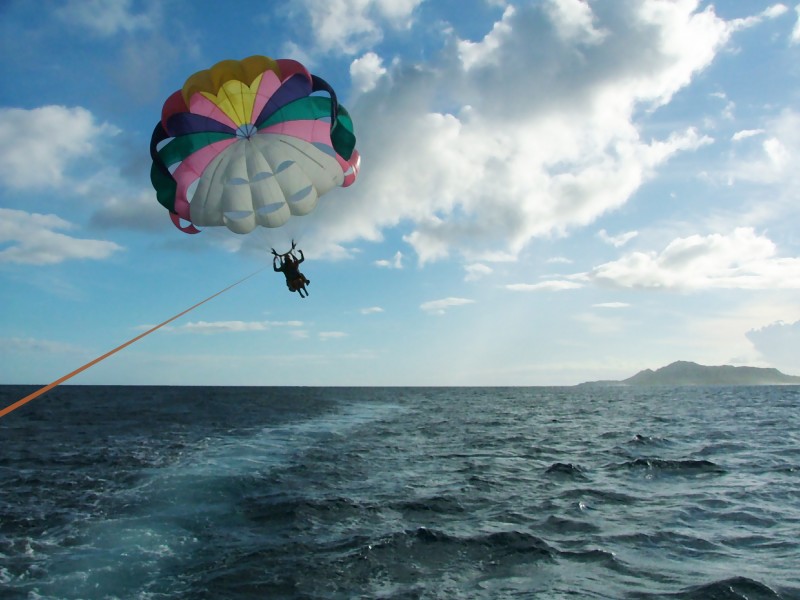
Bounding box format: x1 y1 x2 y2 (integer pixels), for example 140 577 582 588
1 0 799 387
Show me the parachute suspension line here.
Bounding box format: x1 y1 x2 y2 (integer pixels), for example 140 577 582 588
0 267 268 420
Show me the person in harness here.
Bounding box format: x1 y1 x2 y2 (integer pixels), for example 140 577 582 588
272 241 311 298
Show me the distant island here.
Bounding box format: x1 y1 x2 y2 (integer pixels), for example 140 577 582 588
579 360 800 386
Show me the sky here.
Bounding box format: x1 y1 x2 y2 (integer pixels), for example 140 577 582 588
1 0 799 387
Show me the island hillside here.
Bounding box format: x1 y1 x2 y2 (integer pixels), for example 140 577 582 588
579 360 800 386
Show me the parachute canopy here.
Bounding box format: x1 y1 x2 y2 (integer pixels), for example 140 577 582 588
150 55 360 234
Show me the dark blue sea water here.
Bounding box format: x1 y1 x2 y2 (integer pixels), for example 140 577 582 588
1 385 798 599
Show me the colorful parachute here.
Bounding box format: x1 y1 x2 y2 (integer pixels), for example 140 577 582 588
150 55 360 234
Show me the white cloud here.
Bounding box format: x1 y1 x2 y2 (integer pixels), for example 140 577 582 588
458 5 516 70
360 306 385 314
170 320 304 334
731 129 764 142
0 106 117 189
728 3 790 31
710 90 735 121
589 228 800 290
181 321 270 334
598 229 638 247
793 4 800 44
464 263 493 281
673 298 800 369
573 312 625 335
89 191 167 232
420 297 475 315
0 208 123 265
374 251 403 268
593 302 631 309
764 137 791 167
296 0 423 54
0 336 83 354
506 280 583 292
544 0 607 45
319 331 347 340
313 2 726 263
763 4 790 19
746 319 800 372
711 110 800 230
630 2 730 105
724 109 800 185
57 0 157 36
351 52 387 93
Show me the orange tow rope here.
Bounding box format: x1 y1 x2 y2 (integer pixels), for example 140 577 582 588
0 268 266 420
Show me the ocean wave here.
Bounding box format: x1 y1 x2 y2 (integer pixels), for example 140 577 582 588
545 462 588 478
629 433 673 445
612 457 726 474
393 495 466 515
360 527 557 562
693 441 750 457
558 487 640 505
538 514 600 535
668 576 787 600
608 530 723 556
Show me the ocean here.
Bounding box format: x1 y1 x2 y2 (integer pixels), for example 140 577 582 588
0 385 798 599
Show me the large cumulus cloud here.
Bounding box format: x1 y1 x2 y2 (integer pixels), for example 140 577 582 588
308 1 737 262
